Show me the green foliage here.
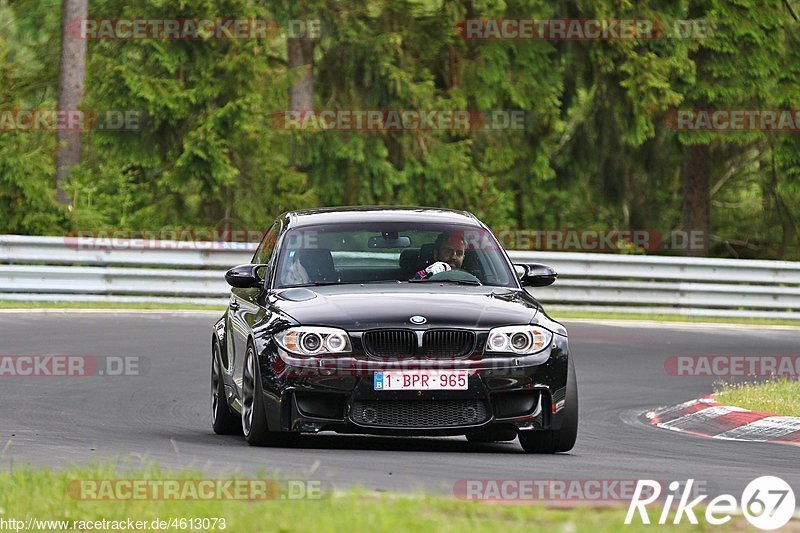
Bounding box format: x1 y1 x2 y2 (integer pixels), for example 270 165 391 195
0 0 798 259
0 0 64 233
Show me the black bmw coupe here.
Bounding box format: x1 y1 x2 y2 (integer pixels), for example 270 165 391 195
211 206 577 453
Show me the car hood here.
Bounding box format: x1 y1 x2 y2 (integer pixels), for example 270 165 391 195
270 284 540 330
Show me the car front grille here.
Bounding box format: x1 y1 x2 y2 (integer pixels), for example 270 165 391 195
362 330 416 358
350 399 489 428
362 329 476 358
423 330 475 358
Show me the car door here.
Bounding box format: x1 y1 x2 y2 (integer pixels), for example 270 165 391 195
228 221 280 402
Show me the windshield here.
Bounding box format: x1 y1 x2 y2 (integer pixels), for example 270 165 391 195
274 222 517 288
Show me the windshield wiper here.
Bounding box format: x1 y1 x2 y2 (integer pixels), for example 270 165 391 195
288 279 483 287
283 281 344 287
409 279 483 286
284 280 403 288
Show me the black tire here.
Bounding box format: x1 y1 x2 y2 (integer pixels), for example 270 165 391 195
466 429 517 443
241 343 299 447
518 357 578 454
211 343 241 435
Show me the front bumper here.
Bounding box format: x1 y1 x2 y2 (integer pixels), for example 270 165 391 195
257 333 570 436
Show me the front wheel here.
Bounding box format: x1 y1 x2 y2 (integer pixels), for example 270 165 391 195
211 343 241 435
241 344 299 447
518 357 578 453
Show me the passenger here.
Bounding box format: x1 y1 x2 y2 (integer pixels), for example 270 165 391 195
282 254 310 285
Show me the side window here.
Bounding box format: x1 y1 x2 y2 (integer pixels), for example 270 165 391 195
252 222 280 265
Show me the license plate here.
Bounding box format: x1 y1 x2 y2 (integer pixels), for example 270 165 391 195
373 370 469 390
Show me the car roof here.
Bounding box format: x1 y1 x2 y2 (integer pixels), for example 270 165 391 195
283 206 481 228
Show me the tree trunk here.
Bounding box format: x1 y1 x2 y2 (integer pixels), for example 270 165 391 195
681 143 711 256
55 0 88 207
287 38 315 112
287 37 315 179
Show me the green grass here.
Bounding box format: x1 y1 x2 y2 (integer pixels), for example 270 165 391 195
552 310 800 327
714 378 800 416
0 463 755 532
0 301 226 311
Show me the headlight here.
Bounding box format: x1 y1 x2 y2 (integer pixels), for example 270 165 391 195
274 327 352 356
485 326 552 355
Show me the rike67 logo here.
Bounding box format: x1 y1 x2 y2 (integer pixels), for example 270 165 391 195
626 476 795 530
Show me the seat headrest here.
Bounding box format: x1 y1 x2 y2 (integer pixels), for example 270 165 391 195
295 248 337 283
418 243 436 269
399 248 420 273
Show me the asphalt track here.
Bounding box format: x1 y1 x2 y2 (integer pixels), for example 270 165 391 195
1 312 797 497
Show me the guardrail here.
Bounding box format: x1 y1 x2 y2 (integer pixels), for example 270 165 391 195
1 235 798 319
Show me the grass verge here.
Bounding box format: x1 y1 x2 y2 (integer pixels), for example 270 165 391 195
0 463 757 532
714 378 800 417
552 310 800 327
0 301 226 311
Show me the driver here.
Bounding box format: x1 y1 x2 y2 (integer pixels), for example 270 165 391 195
414 231 467 279
433 231 466 270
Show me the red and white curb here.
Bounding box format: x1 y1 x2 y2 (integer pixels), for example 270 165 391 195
643 396 800 446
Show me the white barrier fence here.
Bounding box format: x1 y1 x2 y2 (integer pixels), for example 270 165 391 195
1 235 798 318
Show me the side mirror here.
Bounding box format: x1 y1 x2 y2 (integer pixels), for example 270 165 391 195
225 264 268 288
514 263 557 287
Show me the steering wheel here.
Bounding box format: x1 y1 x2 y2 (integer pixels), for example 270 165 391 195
427 269 482 283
